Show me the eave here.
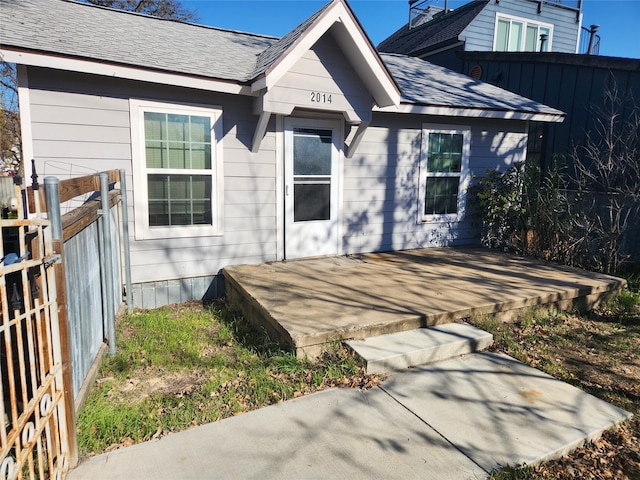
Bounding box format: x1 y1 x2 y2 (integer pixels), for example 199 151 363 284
0 47 253 96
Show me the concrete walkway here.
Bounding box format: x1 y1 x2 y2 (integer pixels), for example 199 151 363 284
68 352 631 480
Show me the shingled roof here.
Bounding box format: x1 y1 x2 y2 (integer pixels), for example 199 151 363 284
381 53 563 116
0 0 562 119
0 0 277 82
378 0 489 56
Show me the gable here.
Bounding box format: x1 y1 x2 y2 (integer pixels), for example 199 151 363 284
251 0 399 109
262 32 373 123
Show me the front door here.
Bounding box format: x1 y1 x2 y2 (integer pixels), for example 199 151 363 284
284 118 340 259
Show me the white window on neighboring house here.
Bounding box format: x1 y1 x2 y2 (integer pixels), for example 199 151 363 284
494 14 553 52
419 125 471 223
130 99 224 240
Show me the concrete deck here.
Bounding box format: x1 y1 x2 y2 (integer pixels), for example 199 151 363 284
223 248 625 357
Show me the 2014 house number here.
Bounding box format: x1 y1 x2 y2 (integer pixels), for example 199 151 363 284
310 92 332 104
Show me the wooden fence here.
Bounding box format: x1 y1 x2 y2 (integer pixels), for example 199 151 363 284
29 169 132 411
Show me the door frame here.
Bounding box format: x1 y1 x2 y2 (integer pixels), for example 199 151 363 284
278 115 344 260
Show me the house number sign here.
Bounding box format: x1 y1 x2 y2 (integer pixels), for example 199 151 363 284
310 92 333 104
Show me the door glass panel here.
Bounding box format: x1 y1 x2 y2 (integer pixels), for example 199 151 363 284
292 128 333 222
294 184 331 221
293 129 332 175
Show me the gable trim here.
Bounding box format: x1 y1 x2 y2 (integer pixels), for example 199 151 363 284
1 48 252 96
251 0 400 108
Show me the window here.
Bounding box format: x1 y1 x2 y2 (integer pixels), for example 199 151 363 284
494 14 553 52
130 100 224 239
419 125 470 222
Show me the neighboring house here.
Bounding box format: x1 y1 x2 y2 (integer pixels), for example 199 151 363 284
379 0 589 72
0 0 563 308
378 0 638 170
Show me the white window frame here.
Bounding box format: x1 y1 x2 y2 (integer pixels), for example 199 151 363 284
130 99 224 240
493 13 554 52
418 124 471 223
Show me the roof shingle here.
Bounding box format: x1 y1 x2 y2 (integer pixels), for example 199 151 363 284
378 0 488 56
382 53 563 115
0 0 277 82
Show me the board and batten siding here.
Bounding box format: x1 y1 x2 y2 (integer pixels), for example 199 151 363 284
462 0 580 54
25 67 279 307
264 32 373 122
342 114 527 253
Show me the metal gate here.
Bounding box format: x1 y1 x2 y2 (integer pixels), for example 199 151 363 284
0 175 73 479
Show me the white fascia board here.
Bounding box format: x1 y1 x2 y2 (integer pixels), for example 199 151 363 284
331 21 400 107
0 48 253 96
256 7 342 92
252 1 400 107
375 103 565 123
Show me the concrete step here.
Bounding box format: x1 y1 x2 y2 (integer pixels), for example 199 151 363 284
346 323 493 374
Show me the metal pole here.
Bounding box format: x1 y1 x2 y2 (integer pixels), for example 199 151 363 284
118 169 133 312
100 173 116 354
587 24 599 55
44 177 62 240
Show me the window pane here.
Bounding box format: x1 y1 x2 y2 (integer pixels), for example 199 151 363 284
168 141 188 169
425 178 460 215
525 25 537 51
428 133 463 173
145 140 166 168
167 114 188 141
496 19 509 51
293 128 332 175
191 144 211 170
147 174 212 227
294 183 330 221
190 116 211 143
144 112 165 141
508 21 523 51
539 27 550 52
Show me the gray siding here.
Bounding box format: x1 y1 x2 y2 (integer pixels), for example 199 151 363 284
26 67 278 295
342 114 526 253
462 0 580 54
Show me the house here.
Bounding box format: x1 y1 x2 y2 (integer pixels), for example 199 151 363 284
379 0 591 72
0 0 563 309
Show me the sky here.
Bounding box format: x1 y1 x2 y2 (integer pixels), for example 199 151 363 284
182 0 640 59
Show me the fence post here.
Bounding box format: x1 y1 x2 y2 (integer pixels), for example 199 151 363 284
99 173 116 354
119 169 133 312
43 176 78 468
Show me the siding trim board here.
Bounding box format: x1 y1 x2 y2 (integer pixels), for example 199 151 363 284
375 104 564 122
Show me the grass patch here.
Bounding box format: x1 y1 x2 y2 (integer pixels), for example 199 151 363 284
77 301 381 456
471 279 640 480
